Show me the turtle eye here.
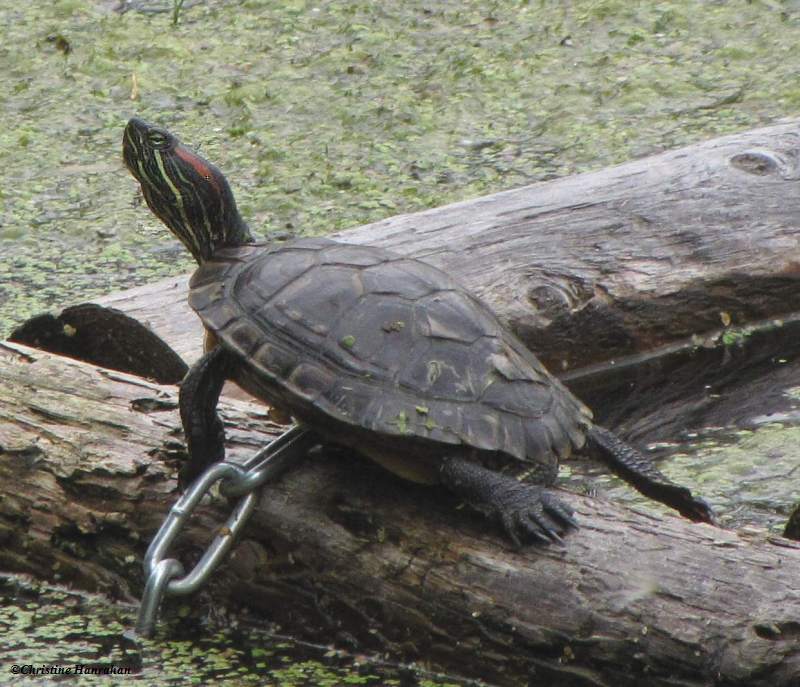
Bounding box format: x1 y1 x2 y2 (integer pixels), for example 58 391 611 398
147 130 169 149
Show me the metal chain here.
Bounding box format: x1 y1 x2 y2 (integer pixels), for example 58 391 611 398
135 425 318 637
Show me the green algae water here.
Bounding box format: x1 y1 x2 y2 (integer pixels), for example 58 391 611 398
3 1 800 335
0 575 475 686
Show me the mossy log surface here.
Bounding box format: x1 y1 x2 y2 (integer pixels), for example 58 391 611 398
1 342 799 687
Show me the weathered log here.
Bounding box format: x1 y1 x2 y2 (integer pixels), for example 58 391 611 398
79 119 800 439
92 119 800 379
8 303 187 384
1 342 798 687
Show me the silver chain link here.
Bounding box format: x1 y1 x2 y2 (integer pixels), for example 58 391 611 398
135 425 318 636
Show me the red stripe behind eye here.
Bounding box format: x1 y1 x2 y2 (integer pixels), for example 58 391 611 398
175 146 221 195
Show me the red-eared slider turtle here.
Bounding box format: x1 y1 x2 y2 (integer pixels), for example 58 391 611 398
123 118 713 545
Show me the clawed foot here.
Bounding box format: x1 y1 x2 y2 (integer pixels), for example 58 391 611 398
440 456 578 548
495 484 578 547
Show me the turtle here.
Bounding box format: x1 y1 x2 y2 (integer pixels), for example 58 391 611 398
123 117 713 545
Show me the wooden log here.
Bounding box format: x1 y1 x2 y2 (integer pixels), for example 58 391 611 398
11 116 775 457
75 120 800 440
1 342 798 686
91 119 800 379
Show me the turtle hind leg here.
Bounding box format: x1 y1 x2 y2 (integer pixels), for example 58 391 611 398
439 456 577 547
587 425 715 524
179 345 232 488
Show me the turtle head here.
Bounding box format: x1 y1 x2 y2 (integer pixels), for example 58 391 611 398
123 118 253 264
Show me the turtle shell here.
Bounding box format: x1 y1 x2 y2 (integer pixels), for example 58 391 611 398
189 237 592 482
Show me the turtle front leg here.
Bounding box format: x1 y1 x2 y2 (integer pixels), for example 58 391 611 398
440 457 577 547
179 346 232 487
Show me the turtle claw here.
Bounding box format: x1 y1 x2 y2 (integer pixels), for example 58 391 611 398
498 488 577 547
531 517 564 545
520 511 561 545
500 513 524 548
540 491 579 530
439 457 577 547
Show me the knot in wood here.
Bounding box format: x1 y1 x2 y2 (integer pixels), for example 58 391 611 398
729 149 788 179
526 276 592 321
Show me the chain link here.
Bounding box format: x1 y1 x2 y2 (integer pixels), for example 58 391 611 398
135 425 318 637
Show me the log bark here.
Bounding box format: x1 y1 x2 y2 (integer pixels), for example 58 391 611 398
1 342 798 687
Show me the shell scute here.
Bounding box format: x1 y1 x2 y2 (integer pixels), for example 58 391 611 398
414 290 496 343
221 318 266 357
252 341 297 380
188 281 225 313
481 378 553 417
323 378 379 423
236 248 318 305
319 242 387 267
360 261 436 299
198 300 238 332
189 239 590 472
328 294 416 369
268 265 364 340
288 362 336 401
458 406 503 452
189 257 235 289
